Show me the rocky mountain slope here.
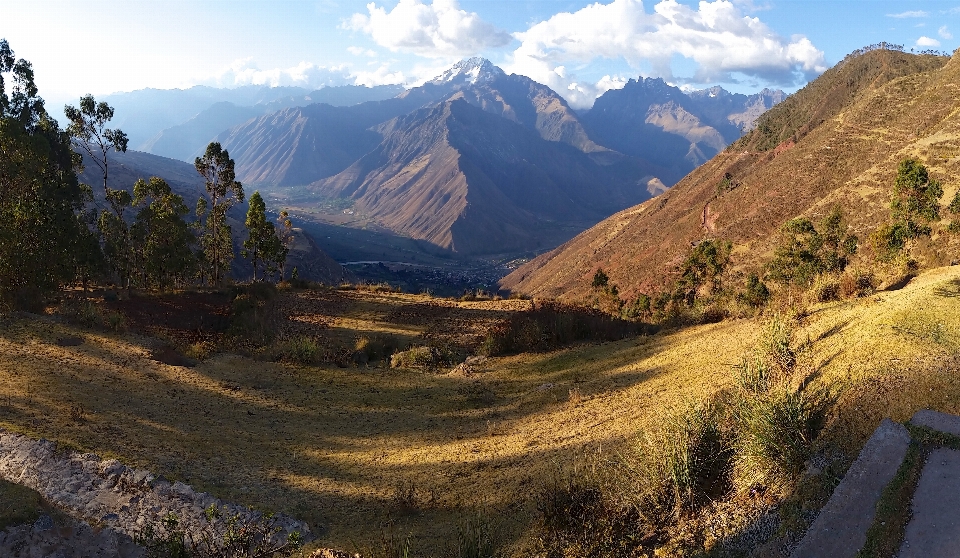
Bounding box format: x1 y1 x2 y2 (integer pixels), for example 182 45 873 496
580 78 784 185
502 47 955 299
311 99 654 255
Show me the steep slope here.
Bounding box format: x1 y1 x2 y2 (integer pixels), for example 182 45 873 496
502 48 954 299
76 149 350 283
141 102 264 162
311 99 652 255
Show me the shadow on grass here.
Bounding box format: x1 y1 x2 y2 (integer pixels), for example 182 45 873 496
0 315 675 554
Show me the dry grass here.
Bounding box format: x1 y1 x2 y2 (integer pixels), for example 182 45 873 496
0 266 958 554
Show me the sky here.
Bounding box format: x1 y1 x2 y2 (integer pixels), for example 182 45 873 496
5 0 960 110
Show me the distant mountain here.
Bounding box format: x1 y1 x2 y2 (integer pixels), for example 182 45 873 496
209 58 787 259
100 85 313 149
501 48 950 299
75 148 351 284
580 79 785 185
98 84 407 158
310 99 652 255
221 58 617 189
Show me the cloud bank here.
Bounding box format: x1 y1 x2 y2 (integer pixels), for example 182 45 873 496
504 0 826 108
345 0 513 58
214 59 355 88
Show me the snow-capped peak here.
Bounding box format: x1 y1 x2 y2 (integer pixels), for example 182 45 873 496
429 57 504 86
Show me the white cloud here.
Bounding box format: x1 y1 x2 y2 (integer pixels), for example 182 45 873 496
347 46 378 57
352 64 407 87
940 25 953 39
504 0 826 109
214 58 354 88
345 0 512 58
888 10 928 18
916 36 941 47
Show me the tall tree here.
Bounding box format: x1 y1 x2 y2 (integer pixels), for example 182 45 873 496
0 39 92 309
64 94 128 196
242 191 275 281
275 210 294 281
64 95 131 287
131 177 196 289
195 142 244 287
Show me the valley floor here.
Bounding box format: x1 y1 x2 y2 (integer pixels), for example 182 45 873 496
0 267 959 554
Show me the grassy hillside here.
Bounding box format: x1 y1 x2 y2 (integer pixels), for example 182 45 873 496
1 265 958 554
502 48 959 301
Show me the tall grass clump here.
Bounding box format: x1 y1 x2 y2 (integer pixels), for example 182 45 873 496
731 315 832 492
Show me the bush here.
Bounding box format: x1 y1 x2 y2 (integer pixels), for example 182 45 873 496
390 346 440 368
734 385 830 492
134 505 302 558
354 335 398 363
275 336 320 365
59 300 126 332
534 469 647 558
810 275 841 302
227 283 277 345
737 273 771 308
839 269 876 298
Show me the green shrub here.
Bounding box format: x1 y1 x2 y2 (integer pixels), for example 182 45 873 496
390 346 440 368
737 273 770 308
275 336 320 365
59 300 126 331
734 385 830 492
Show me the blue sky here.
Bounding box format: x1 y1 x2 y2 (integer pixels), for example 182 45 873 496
5 0 960 109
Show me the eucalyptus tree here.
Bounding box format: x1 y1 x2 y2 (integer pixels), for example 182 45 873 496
195 142 244 287
0 39 93 308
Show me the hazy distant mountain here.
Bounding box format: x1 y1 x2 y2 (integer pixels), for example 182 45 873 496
100 85 313 149
311 99 653 255
99 84 408 158
686 86 787 134
580 78 785 185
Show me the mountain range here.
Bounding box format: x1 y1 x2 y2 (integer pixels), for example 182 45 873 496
88 58 786 261
501 47 955 299
212 59 783 256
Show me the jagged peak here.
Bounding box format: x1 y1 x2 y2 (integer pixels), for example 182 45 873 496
429 57 505 86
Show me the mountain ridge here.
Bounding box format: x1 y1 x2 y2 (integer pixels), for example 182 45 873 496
501 48 955 300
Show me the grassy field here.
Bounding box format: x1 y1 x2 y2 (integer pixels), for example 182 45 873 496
1 267 959 554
